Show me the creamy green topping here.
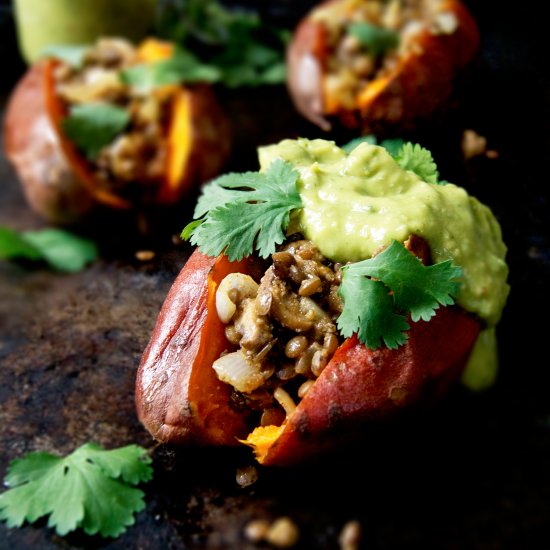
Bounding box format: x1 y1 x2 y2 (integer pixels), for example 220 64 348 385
258 138 509 327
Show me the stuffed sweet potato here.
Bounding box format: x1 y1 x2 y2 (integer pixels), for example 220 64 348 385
286 0 480 134
136 138 509 466
4 38 231 224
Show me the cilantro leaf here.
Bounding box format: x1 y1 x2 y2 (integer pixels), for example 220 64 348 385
338 272 409 349
341 135 377 153
39 44 89 67
394 142 441 184
0 443 152 538
337 240 462 349
341 138 444 184
0 226 98 272
347 22 399 58
154 0 288 87
193 170 261 217
380 138 406 158
183 160 303 260
353 240 462 322
121 49 221 91
342 135 405 156
62 103 131 159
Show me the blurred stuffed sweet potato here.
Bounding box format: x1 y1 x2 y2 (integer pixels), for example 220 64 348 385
4 38 231 224
286 0 480 134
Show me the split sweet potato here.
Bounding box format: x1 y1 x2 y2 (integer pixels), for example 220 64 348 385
136 250 255 446
4 39 231 224
286 0 480 135
136 249 480 466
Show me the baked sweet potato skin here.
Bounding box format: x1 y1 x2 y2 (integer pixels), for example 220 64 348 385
4 61 96 224
4 45 231 224
135 250 253 446
286 0 480 135
259 306 480 466
136 250 480 465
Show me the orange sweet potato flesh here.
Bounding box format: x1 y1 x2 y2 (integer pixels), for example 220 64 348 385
287 0 480 135
136 250 481 465
138 39 232 205
136 250 254 446
4 39 230 223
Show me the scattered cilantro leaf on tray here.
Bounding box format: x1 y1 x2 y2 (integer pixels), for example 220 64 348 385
62 103 131 159
0 227 42 262
182 160 303 260
121 48 222 91
0 443 152 538
0 226 98 273
348 22 399 58
338 240 462 349
39 44 89 67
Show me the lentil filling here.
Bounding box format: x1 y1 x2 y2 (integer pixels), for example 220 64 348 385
212 237 344 427
212 234 433 428
53 38 170 199
314 0 458 111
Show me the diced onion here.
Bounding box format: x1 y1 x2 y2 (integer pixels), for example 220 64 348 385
212 350 265 393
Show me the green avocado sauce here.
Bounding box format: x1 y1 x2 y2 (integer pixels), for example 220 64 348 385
258 138 510 388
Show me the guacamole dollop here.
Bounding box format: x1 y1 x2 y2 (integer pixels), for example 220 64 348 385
258 138 509 329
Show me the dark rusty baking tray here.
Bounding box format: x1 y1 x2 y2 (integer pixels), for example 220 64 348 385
1 1 549 548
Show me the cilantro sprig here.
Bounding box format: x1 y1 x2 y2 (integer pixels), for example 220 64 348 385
154 0 288 88
120 48 222 92
182 159 302 260
0 443 152 538
347 22 400 58
40 44 89 67
62 103 131 160
395 142 441 184
342 136 444 184
338 240 462 349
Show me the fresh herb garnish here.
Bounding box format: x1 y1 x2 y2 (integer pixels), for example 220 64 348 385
342 135 404 156
182 160 302 260
338 240 462 349
183 140 459 349
0 226 98 272
0 443 152 538
347 22 400 58
394 142 441 184
343 137 443 184
62 103 131 160
155 0 288 87
39 44 89 67
120 48 222 91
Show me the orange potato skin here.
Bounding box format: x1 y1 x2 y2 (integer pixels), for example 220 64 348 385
4 52 231 224
136 251 481 465
286 0 480 135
